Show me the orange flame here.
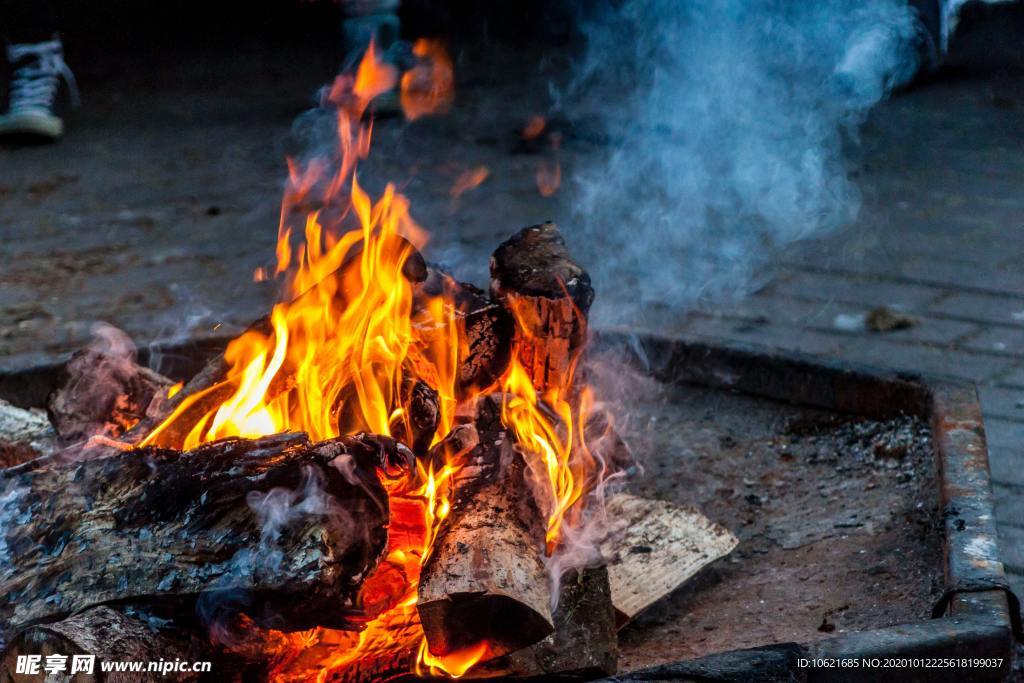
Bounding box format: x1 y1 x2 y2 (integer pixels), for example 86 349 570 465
449 165 489 199
536 159 561 197
416 639 491 679
141 45 439 451
141 40 604 681
522 115 546 140
354 39 399 101
401 39 455 121
500 355 596 555
166 381 183 399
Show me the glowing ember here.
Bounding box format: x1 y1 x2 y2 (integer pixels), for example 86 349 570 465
449 165 490 199
536 158 562 197
401 39 455 121
522 115 547 140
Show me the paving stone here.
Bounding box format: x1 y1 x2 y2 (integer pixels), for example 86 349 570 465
714 294 863 329
661 314 847 357
869 316 980 346
898 259 1024 298
927 292 1024 328
726 293 980 345
961 326 1024 357
978 385 1024 421
997 366 1024 388
1000 525 1024 572
771 270 948 311
985 419 1024 487
834 336 1016 383
788 247 1024 296
994 483 1024 529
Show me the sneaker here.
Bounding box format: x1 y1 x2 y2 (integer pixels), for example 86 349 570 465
0 39 80 141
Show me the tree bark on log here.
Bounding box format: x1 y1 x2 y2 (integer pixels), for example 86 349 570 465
0 606 202 683
490 222 593 392
0 433 391 640
417 397 554 659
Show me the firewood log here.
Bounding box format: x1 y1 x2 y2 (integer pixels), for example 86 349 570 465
490 222 593 391
468 566 618 679
48 346 174 446
0 433 392 641
417 396 554 658
390 378 440 457
304 567 617 682
0 399 57 467
0 606 202 683
413 266 515 399
457 298 514 399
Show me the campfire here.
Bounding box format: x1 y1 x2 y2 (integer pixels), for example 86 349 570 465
0 43 736 682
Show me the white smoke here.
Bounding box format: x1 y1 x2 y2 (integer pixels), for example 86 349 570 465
562 0 921 323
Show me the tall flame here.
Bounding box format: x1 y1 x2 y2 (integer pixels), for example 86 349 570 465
500 355 597 555
142 41 605 681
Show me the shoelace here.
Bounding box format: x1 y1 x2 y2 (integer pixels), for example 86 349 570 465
6 40 81 114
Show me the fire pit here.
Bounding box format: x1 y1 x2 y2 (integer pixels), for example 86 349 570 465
0 330 1015 681
0 42 1016 683
591 333 1018 682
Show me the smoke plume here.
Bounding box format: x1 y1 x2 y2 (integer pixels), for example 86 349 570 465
563 0 921 323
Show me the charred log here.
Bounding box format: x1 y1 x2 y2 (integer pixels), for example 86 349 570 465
414 266 514 399
48 346 174 446
118 352 237 450
0 433 390 640
490 222 593 391
417 396 554 658
469 566 618 680
459 301 514 398
0 606 202 682
390 378 440 457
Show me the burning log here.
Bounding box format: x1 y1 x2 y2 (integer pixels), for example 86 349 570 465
468 565 619 680
390 377 440 457
48 342 174 446
417 396 554 659
490 222 593 391
458 297 514 398
0 432 391 639
414 266 515 398
0 606 201 682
